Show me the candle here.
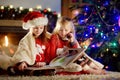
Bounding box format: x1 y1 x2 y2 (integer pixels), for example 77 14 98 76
4 36 9 47
1 35 17 56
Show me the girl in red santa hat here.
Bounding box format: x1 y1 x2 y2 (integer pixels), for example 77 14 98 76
5 11 51 75
49 16 106 75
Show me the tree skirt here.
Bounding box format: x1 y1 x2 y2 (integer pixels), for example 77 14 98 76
0 71 120 80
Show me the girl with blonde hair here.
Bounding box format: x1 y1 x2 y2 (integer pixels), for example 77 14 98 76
49 16 106 75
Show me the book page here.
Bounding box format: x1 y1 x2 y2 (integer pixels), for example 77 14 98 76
49 48 86 68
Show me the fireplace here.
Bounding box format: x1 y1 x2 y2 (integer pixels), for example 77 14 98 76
0 20 28 56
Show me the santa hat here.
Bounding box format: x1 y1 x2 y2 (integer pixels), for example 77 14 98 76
22 11 48 30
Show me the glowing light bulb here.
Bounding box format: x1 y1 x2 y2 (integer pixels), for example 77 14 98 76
19 6 23 11
57 13 61 18
47 8 51 12
0 6 4 9
9 5 13 9
106 48 109 51
29 8 33 12
36 5 42 9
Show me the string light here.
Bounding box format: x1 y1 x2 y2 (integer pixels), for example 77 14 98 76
57 13 61 18
9 5 13 9
71 0 120 71
95 28 99 33
36 5 42 10
29 8 33 12
47 8 51 12
106 48 109 51
0 6 4 9
91 44 95 48
105 66 108 69
19 6 23 11
72 9 79 16
113 53 117 57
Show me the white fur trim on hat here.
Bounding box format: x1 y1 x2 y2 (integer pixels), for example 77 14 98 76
22 17 48 30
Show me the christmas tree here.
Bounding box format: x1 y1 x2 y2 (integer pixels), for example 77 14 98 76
72 0 120 71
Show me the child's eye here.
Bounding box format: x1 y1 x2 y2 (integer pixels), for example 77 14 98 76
33 27 38 29
65 30 68 32
40 27 43 29
59 29 63 31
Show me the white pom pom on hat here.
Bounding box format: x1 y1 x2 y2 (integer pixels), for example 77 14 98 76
22 11 48 30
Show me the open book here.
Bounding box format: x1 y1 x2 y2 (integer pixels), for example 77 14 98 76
25 48 86 70
49 48 86 68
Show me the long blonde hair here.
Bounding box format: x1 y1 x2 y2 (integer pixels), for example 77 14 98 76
53 16 76 36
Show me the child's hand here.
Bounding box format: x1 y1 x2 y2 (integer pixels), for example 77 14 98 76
56 47 69 57
34 62 46 67
18 62 28 71
67 33 75 42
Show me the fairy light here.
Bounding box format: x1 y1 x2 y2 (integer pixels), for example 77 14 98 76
95 28 99 33
0 6 4 9
72 9 79 16
105 66 108 69
19 6 23 11
57 13 61 18
106 48 109 51
91 44 95 48
9 5 13 9
112 28 114 31
36 5 42 9
29 8 33 12
113 53 116 57
47 8 51 12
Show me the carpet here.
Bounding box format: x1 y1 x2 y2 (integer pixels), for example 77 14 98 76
0 71 120 80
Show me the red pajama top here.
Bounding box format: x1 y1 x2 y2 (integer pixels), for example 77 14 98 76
49 34 78 62
35 38 50 64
